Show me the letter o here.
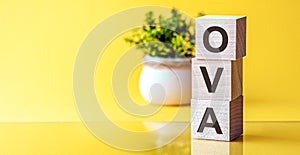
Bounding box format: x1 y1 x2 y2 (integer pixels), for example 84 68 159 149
203 26 228 53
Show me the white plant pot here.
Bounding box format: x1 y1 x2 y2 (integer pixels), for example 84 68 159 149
139 56 191 105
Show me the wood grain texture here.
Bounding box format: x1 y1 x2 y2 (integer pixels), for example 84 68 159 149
191 99 229 141
231 58 243 101
230 95 243 140
196 15 246 60
236 17 246 59
192 58 242 100
191 96 243 141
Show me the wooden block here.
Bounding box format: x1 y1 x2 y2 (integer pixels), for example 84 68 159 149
192 58 242 100
196 15 246 60
191 96 243 141
191 137 243 155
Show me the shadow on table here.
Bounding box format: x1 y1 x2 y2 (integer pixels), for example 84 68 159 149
191 136 243 155
145 122 243 155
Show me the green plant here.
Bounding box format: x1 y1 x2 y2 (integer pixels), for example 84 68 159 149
125 8 198 58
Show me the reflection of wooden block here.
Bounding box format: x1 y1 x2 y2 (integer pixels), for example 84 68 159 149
191 96 243 141
191 137 243 155
196 15 246 60
192 58 242 100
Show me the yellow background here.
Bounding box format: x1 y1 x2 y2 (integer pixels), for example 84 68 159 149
1 0 300 122
1 0 300 154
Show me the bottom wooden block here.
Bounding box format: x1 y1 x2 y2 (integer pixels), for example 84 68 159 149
191 137 243 155
191 96 243 141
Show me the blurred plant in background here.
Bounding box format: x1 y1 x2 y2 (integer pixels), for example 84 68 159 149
125 8 203 58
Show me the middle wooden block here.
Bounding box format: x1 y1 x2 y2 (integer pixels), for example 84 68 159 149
192 58 242 100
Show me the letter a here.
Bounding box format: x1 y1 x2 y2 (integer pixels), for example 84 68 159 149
197 108 223 134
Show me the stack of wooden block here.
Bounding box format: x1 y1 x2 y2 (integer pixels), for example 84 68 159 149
191 15 246 141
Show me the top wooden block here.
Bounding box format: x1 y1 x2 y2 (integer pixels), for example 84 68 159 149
196 15 246 60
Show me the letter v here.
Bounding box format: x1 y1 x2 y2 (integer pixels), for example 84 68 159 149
200 67 224 93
